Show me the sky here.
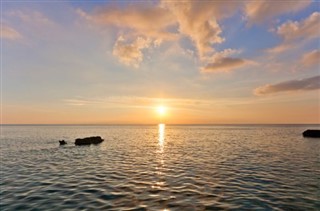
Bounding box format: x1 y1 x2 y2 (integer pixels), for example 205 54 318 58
1 0 320 124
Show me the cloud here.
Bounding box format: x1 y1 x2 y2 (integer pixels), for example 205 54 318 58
162 1 222 59
77 5 176 41
254 75 320 95
269 12 320 53
302 50 320 68
7 9 55 26
64 96 214 110
112 36 152 68
245 0 311 24
77 4 177 67
7 9 55 27
1 23 22 40
162 1 241 59
277 12 320 41
200 48 251 73
3 9 58 43
78 1 243 68
201 57 248 73
78 1 312 72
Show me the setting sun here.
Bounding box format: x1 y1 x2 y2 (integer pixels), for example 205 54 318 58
156 105 167 116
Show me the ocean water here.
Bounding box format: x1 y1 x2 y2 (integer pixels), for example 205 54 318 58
0 124 319 210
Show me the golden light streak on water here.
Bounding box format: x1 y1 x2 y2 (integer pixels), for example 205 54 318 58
158 123 165 153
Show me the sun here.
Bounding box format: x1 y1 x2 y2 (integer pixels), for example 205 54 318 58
156 105 167 116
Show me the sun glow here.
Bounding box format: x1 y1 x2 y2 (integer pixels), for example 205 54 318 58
156 105 167 116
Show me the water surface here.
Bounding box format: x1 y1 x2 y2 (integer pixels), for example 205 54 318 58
1 125 319 210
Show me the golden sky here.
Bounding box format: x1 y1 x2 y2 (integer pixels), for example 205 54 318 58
2 0 320 124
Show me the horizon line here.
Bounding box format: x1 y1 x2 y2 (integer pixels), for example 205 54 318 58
1 123 319 126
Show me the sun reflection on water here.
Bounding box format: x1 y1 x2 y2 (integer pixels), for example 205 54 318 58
158 123 165 153
152 124 166 191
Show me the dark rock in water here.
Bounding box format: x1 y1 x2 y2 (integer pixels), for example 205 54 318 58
303 130 320 138
75 136 104 145
59 140 67 145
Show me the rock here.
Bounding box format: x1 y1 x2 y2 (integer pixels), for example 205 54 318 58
59 140 67 145
75 136 104 145
303 130 320 138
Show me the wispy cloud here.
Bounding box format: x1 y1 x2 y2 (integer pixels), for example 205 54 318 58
301 50 320 68
269 12 320 53
77 5 176 40
3 9 59 45
1 23 22 40
200 48 252 73
277 12 319 41
7 9 55 26
201 57 248 73
64 96 212 110
245 0 311 24
254 75 320 95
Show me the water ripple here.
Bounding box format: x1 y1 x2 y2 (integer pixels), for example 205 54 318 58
1 125 319 210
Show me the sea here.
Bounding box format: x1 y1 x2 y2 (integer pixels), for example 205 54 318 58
0 124 319 210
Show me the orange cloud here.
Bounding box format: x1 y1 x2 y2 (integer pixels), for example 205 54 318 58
1 23 21 40
277 12 319 41
201 57 247 73
200 48 251 73
245 0 310 24
302 50 320 68
269 12 320 53
77 4 177 67
77 1 312 72
77 1 243 68
162 1 241 59
77 5 176 41
112 36 152 68
254 75 320 95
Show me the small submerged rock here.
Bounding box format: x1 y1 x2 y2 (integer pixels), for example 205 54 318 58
75 136 104 145
303 130 320 138
59 140 67 145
